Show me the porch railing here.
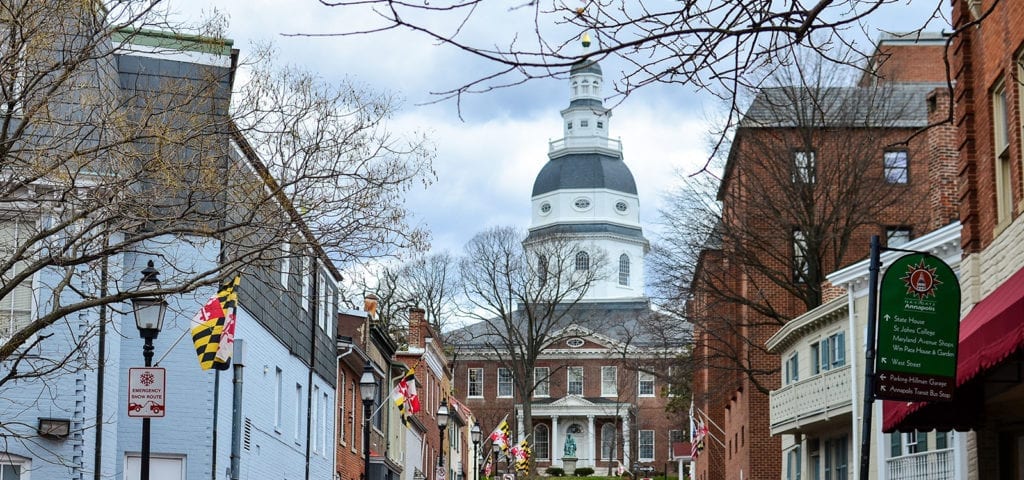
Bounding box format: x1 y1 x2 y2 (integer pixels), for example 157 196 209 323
886 448 955 480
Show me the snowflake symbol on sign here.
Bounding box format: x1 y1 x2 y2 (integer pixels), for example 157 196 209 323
140 372 155 386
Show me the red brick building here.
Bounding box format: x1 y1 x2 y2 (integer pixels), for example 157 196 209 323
883 1 1024 476
688 34 957 480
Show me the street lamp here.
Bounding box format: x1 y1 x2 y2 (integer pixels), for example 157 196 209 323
492 442 501 475
437 398 449 469
471 421 482 480
359 364 378 480
131 260 166 480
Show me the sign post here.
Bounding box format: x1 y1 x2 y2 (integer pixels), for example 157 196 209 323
128 367 166 418
875 254 960 402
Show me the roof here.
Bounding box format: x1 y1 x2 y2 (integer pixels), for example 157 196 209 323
570 59 602 76
532 153 637 196
450 300 688 349
739 83 945 129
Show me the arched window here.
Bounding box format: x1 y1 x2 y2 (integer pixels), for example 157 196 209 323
601 423 616 460
575 251 590 271
618 254 630 286
538 254 549 287
534 424 550 460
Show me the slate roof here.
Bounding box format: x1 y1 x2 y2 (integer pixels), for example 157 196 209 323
532 153 638 196
739 83 945 129
450 300 688 349
570 59 602 76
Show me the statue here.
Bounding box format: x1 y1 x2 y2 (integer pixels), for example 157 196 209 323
563 434 577 457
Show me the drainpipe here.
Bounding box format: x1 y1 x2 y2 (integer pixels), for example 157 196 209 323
335 344 354 480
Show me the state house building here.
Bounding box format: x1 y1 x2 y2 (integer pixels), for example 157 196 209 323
451 47 686 475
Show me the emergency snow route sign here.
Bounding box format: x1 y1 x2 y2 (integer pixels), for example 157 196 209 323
128 367 166 418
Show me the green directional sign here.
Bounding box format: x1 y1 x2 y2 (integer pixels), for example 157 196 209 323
875 254 960 402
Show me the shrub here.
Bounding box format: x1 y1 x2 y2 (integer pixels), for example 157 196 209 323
574 468 595 477
546 467 565 477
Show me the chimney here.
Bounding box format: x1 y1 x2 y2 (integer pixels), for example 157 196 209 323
364 294 379 322
408 308 427 348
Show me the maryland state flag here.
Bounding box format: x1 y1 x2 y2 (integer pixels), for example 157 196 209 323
512 440 531 473
483 452 494 478
489 415 511 451
191 275 241 371
392 368 421 426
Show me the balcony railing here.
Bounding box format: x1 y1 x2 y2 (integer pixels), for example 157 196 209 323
548 136 622 153
887 448 955 480
769 364 852 435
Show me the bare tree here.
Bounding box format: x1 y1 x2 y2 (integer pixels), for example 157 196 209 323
0 0 432 400
313 1 959 117
456 225 607 475
648 53 945 394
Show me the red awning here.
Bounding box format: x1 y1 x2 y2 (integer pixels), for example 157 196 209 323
883 266 1024 432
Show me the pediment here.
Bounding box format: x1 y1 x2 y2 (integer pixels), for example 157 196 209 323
546 395 598 408
544 324 623 352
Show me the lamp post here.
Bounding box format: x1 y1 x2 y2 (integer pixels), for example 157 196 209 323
471 421 482 480
437 398 449 470
359 364 378 480
492 442 501 475
131 260 166 480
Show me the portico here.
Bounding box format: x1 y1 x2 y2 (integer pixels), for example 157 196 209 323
516 396 633 470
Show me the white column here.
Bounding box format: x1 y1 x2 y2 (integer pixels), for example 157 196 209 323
552 415 560 467
518 412 525 443
587 415 596 468
621 414 631 469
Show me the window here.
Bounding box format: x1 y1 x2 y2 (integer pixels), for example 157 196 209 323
793 150 816 183
280 243 291 288
890 431 927 457
817 332 846 372
321 390 329 455
638 371 655 397
638 430 655 461
575 251 590 271
792 229 809 281
301 256 311 311
597 121 604 129
581 120 589 127
534 424 550 460
312 385 320 453
810 342 821 375
0 27 26 115
0 220 32 340
274 368 283 430
670 430 684 448
568 121 573 129
884 150 909 184
785 352 799 384
498 368 514 397
534 367 550 397
566 338 585 348
601 423 616 460
295 383 303 441
317 273 327 331
540 202 551 214
338 371 346 443
787 446 802 480
573 198 591 210
886 227 911 247
994 80 1013 224
567 366 583 395
538 254 549 286
468 368 483 397
618 254 630 286
824 436 848 480
615 200 628 213
935 431 949 450
601 366 617 396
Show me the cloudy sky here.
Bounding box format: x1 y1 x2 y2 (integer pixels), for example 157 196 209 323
167 0 949 262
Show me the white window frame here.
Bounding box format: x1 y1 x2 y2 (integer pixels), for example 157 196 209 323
886 227 911 247
638 430 655 461
793 229 809 282
618 254 630 286
567 366 584 395
575 251 590 271
280 243 291 289
994 79 1014 225
322 390 329 456
0 219 35 342
534 367 550 398
301 257 311 312
601 423 616 460
785 352 799 385
497 367 514 398
467 368 483 398
601 366 618 397
274 367 283 431
534 424 550 460
312 385 320 453
294 383 303 442
338 371 346 444
638 371 655 397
